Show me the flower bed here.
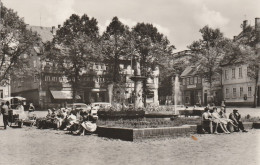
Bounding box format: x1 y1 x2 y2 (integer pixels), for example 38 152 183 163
97 117 202 128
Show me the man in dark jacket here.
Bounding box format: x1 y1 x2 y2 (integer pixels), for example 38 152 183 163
229 109 248 132
2 101 10 129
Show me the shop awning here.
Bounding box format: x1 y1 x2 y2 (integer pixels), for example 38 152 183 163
50 90 73 100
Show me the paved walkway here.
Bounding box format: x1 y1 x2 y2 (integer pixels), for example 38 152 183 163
0 113 260 165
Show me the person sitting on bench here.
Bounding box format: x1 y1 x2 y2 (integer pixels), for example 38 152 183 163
229 109 248 132
202 108 217 134
211 107 230 134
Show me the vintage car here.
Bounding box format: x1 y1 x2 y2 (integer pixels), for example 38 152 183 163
90 102 112 110
67 103 91 112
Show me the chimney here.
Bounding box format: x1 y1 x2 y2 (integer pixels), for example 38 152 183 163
233 36 236 41
58 24 61 28
243 20 248 31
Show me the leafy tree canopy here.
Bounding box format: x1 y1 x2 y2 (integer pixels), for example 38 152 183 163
0 2 41 83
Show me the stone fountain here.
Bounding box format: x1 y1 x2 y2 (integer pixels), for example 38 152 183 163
174 75 180 114
130 55 147 109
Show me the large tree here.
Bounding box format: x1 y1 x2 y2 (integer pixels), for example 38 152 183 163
187 26 229 100
45 14 100 101
0 2 40 84
132 23 175 106
101 17 131 83
100 17 132 103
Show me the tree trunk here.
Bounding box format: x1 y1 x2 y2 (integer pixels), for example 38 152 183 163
253 74 259 108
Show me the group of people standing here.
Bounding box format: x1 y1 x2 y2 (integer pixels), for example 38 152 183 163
0 101 35 129
1 101 10 129
202 105 248 134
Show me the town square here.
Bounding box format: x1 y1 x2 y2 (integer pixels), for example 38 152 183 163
1 0 260 165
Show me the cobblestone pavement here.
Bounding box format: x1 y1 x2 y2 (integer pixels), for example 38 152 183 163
0 114 259 165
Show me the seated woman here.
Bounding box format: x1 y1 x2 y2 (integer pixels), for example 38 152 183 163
55 108 68 129
211 107 230 134
74 111 97 136
65 111 78 132
202 108 214 133
218 107 237 132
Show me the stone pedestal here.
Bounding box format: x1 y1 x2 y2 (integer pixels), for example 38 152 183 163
130 76 147 109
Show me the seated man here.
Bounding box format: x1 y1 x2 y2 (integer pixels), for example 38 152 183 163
229 109 248 132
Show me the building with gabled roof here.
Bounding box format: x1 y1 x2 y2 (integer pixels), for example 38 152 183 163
180 64 223 106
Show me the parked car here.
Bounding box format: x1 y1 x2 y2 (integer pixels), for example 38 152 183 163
67 103 91 112
90 102 112 110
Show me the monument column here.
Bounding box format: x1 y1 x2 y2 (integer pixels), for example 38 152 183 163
130 55 147 109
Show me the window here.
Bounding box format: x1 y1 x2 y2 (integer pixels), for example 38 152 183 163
34 75 37 82
95 64 99 69
197 77 201 83
239 68 242 78
183 79 186 85
240 87 243 97
232 68 235 79
0 90 3 98
233 88 236 98
248 87 252 97
52 77 56 81
186 78 189 85
18 78 22 87
225 88 229 98
224 70 228 79
59 77 63 82
45 76 50 81
194 77 197 84
190 77 194 85
124 64 128 69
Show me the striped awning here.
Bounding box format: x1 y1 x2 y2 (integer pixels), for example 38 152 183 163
50 90 72 100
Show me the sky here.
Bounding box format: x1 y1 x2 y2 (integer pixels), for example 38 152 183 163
2 0 260 52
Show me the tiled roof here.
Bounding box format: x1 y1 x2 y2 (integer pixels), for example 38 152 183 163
28 26 55 42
